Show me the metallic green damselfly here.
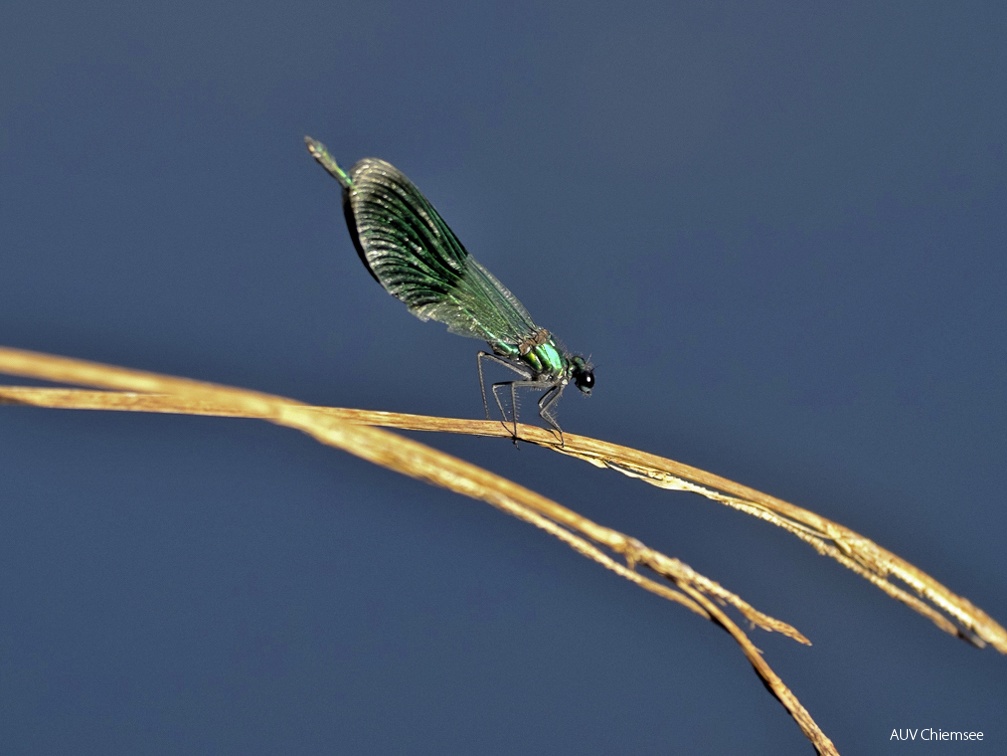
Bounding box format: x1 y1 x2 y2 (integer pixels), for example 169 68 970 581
306 137 594 441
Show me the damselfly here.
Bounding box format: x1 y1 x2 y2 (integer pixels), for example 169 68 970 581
306 137 594 441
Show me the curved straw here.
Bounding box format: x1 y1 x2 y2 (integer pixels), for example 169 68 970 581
5 345 1004 752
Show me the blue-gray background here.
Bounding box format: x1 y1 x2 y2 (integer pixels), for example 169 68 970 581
2 3 1004 754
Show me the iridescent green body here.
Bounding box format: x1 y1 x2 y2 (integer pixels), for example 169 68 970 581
494 328 564 378
305 136 594 438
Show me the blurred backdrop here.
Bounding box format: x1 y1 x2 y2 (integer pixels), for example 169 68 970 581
1 2 1004 753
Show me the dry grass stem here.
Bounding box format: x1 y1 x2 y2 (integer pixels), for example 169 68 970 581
5 345 1000 755
4 380 1000 653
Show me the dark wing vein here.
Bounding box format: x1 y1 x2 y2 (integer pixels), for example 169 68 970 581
346 158 539 346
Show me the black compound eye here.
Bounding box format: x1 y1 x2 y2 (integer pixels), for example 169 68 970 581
571 357 594 394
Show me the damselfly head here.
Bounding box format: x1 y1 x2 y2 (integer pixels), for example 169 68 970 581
570 356 594 395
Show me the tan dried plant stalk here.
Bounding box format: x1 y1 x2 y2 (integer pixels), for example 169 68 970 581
3 346 1004 754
